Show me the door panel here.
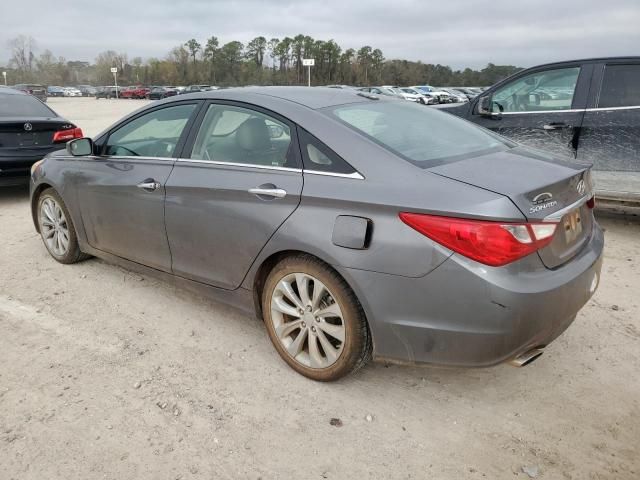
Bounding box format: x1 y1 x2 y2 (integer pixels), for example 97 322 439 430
77 157 175 271
76 102 200 271
165 101 303 289
165 163 303 288
577 63 640 199
471 65 590 159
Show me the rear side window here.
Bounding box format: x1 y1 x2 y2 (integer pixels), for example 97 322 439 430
598 64 640 108
329 101 510 168
298 129 356 174
0 93 55 117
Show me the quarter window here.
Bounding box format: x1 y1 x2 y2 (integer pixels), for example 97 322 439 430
190 104 294 168
298 129 356 174
598 64 640 108
491 67 580 113
105 104 196 157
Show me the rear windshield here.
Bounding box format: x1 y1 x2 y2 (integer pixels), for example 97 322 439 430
0 93 56 118
327 100 512 167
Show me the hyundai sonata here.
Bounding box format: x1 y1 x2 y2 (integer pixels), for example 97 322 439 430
29 87 603 381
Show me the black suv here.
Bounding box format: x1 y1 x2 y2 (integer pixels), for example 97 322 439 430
441 57 640 207
12 84 47 102
95 86 122 99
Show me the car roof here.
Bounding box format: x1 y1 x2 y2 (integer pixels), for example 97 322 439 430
195 86 377 109
524 56 640 70
0 87 27 96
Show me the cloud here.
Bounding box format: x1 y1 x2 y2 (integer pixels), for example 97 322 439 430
1 0 638 69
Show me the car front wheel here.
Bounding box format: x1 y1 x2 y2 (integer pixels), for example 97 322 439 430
262 254 372 381
37 188 90 264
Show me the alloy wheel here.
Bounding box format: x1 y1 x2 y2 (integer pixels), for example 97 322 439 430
40 197 70 256
270 273 346 369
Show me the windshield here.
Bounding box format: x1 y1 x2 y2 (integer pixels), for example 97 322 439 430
328 101 512 167
0 94 56 118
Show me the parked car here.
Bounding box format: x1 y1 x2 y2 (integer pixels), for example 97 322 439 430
95 86 122 99
120 86 150 99
450 87 481 100
182 85 214 94
358 86 401 98
440 57 640 207
413 85 453 103
146 86 178 100
47 86 65 97
12 84 47 102
63 87 82 97
436 87 469 103
29 87 602 381
0 88 82 186
399 87 433 105
77 85 97 97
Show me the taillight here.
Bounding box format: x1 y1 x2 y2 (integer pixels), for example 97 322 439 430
52 127 83 143
587 196 595 209
399 213 558 267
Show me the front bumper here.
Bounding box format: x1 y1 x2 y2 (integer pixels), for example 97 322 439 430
339 222 604 367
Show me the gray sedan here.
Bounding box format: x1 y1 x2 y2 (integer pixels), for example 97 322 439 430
29 87 603 381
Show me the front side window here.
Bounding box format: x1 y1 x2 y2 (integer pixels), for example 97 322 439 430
189 104 293 168
105 103 196 157
329 100 511 167
598 64 640 108
491 67 580 113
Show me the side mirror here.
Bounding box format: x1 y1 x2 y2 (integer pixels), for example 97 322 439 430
67 137 94 156
477 95 503 119
529 93 541 105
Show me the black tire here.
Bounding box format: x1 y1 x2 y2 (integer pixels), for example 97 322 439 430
37 188 91 264
261 254 372 381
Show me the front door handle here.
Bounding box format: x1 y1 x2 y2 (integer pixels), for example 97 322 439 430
543 122 571 130
137 179 161 191
248 187 287 199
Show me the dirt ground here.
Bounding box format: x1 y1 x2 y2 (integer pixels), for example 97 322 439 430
1 98 639 479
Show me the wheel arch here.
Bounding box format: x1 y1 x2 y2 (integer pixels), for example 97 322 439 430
250 249 367 328
31 182 55 233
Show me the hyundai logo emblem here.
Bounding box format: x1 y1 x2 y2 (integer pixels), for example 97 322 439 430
576 179 586 196
23 122 33 131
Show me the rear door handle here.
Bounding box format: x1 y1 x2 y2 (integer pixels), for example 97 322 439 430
248 187 287 199
137 179 161 191
543 122 571 130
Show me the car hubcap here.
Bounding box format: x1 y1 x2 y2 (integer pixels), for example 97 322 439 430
40 198 70 256
271 273 346 369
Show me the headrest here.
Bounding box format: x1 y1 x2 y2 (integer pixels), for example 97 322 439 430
236 117 272 152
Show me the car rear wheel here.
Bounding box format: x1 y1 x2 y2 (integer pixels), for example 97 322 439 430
37 188 90 264
262 254 372 381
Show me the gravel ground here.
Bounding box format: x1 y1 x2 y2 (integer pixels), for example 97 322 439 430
1 97 639 479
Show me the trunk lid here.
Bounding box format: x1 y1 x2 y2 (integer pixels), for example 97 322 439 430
0 119 72 149
429 147 593 269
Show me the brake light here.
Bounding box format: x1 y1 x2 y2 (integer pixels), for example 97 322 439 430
399 213 558 267
587 196 595 209
52 127 83 143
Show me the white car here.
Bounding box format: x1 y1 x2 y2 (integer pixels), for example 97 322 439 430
399 87 434 105
412 85 453 103
63 87 82 97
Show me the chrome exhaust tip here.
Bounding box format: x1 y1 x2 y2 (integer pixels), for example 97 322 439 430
509 348 544 367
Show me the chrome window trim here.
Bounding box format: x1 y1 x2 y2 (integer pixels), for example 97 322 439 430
499 109 583 115
586 105 640 112
497 105 640 115
176 158 302 173
101 155 176 162
174 158 365 179
304 170 365 180
543 194 593 223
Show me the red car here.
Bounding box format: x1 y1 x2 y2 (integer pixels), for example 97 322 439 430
120 86 150 99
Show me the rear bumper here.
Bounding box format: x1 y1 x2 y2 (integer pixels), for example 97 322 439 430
1 148 61 185
339 223 604 367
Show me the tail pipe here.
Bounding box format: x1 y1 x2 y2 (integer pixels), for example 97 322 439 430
509 348 544 367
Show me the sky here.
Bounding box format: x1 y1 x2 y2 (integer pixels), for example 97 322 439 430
1 0 639 69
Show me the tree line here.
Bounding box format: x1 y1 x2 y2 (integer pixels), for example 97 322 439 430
4 34 521 88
